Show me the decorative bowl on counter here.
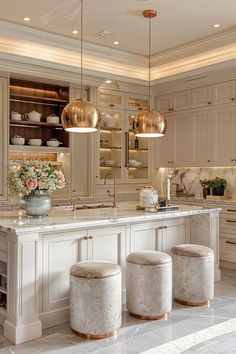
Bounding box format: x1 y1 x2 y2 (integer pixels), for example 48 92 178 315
46 114 60 124
104 159 116 166
46 139 62 147
28 139 42 146
11 135 25 145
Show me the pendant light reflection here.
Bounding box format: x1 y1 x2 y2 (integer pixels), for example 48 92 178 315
61 0 99 133
134 9 167 138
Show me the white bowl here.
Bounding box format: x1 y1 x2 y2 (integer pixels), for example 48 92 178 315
28 139 42 146
11 137 25 145
46 140 61 147
104 160 116 166
133 161 142 167
46 115 60 124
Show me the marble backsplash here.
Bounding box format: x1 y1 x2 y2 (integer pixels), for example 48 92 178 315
155 167 236 198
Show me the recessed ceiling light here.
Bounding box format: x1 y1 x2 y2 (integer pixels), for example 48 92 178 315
113 41 119 45
214 24 220 28
23 17 30 22
72 30 79 34
105 80 112 84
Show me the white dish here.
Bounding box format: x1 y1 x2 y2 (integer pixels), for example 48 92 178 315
104 160 116 166
11 136 25 145
132 161 142 167
46 115 60 124
28 139 42 146
46 139 61 147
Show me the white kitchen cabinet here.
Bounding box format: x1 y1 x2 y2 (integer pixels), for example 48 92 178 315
213 80 235 105
41 225 126 313
125 93 149 111
212 105 236 166
191 85 213 108
156 90 191 113
0 77 8 200
97 88 124 109
130 218 189 254
70 87 95 197
190 109 213 166
154 112 190 167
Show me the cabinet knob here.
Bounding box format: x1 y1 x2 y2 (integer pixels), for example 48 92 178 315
168 161 170 164
231 159 234 162
108 104 115 108
234 159 236 162
207 159 211 162
88 235 93 240
232 97 235 101
208 101 211 105
168 108 171 111
171 161 174 164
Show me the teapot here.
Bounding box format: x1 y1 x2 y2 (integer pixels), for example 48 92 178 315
11 111 24 121
25 110 42 122
139 185 158 208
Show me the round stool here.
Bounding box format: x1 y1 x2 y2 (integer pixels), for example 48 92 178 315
70 261 122 339
126 250 172 320
172 244 214 306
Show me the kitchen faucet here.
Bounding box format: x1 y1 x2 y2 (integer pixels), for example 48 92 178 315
104 173 116 208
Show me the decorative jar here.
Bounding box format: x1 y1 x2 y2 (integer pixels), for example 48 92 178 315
139 185 158 208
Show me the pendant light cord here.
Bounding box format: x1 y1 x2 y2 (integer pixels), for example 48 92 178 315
80 0 83 98
148 15 151 110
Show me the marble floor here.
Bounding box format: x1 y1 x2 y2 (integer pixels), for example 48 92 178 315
0 269 236 354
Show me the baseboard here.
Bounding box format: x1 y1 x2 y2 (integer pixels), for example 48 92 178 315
39 307 69 330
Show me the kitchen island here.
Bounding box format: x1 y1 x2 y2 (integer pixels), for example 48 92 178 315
0 204 220 344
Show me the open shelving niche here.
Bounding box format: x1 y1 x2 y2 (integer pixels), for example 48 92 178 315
9 78 71 198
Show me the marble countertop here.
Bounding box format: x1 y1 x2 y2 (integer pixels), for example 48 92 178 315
170 197 236 205
0 203 221 235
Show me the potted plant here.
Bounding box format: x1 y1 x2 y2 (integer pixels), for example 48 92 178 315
8 160 66 216
199 179 211 199
210 177 227 196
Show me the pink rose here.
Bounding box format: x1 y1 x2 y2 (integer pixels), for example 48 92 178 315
56 179 65 189
26 177 38 190
57 170 65 182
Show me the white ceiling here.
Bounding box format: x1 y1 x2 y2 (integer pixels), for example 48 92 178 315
1 0 236 56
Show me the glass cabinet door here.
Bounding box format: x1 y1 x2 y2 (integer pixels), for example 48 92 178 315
125 93 149 111
126 111 149 181
98 108 123 180
97 89 124 109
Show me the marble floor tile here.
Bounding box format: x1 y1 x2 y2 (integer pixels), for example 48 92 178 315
0 269 236 354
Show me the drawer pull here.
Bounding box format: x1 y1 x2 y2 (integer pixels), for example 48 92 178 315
227 209 236 212
226 219 236 223
226 240 236 245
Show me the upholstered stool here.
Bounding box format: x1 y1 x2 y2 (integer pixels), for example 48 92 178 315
172 244 214 306
70 261 122 339
126 250 172 320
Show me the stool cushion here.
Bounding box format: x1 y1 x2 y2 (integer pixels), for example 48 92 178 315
171 244 214 257
126 250 171 265
70 261 121 278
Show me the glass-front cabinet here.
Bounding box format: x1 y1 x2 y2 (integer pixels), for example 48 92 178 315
97 88 150 184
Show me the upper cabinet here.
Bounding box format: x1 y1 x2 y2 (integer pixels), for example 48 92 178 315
97 88 124 109
0 77 8 200
125 93 149 111
212 81 235 105
156 90 191 113
191 85 213 108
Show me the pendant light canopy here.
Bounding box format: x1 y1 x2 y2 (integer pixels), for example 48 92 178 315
134 9 167 138
61 0 99 133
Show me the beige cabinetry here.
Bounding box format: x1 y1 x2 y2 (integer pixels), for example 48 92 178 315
0 77 8 200
156 90 191 113
154 112 190 167
191 85 213 108
130 218 189 254
97 88 151 187
218 205 236 264
212 80 235 105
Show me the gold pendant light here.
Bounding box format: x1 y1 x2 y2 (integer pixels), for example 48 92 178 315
134 9 167 138
61 0 99 133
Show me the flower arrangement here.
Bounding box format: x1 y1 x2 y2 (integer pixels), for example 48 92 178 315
8 160 66 197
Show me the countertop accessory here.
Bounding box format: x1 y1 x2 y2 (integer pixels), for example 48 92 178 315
134 9 167 138
46 114 60 124
11 111 24 121
104 173 116 207
61 0 99 133
11 135 25 145
25 110 42 122
139 185 158 208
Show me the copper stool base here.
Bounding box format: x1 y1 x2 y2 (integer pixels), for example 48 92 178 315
175 298 210 307
129 312 168 321
73 329 118 340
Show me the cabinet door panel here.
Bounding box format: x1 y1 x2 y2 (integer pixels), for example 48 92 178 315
0 77 8 200
154 117 172 167
162 218 190 254
192 85 212 108
172 90 191 111
190 109 212 166
213 81 235 105
130 222 162 252
172 113 190 166
156 95 171 113
212 106 235 166
42 230 87 312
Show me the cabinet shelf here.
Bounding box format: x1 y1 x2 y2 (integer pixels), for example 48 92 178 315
10 93 68 104
0 286 7 295
100 165 121 168
129 148 148 152
100 146 121 150
0 272 7 278
100 128 121 132
129 166 148 169
10 120 63 129
9 145 70 153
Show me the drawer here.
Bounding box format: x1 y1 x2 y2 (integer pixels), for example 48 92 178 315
0 234 7 252
219 215 236 234
220 236 236 263
220 206 236 214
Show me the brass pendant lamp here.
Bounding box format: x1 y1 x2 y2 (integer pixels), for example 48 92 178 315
134 9 167 138
61 0 99 133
